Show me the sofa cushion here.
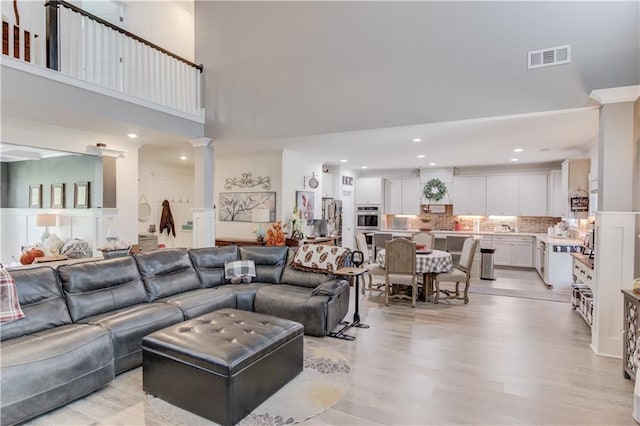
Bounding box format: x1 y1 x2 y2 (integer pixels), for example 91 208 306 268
135 248 201 301
189 246 239 287
157 288 237 319
80 303 183 374
0 268 24 323
281 248 334 288
254 284 329 337
291 244 350 274
218 283 272 311
0 323 114 426
58 257 149 322
1 267 72 341
239 246 288 283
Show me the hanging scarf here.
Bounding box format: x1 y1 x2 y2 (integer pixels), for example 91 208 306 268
159 199 176 237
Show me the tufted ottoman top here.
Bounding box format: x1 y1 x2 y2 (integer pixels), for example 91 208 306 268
142 309 303 375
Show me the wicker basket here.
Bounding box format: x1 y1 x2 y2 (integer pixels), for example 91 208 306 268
101 248 130 259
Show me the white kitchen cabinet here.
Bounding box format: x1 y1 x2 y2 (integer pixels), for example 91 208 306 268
384 177 420 214
355 177 383 205
452 176 486 215
547 170 564 217
486 176 518 215
518 174 547 216
492 235 534 267
322 172 334 199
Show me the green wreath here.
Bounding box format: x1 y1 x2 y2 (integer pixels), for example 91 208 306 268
423 178 448 202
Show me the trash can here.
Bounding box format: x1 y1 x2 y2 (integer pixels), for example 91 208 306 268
480 248 496 280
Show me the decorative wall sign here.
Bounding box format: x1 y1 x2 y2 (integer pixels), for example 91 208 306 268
296 191 315 225
29 184 42 208
50 183 65 208
218 192 276 222
224 173 271 191
74 182 90 208
570 196 589 212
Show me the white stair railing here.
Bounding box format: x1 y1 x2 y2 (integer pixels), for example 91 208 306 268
45 0 202 117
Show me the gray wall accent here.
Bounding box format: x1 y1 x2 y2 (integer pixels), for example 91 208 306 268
3 155 100 208
195 1 639 142
103 156 117 209
1 163 8 208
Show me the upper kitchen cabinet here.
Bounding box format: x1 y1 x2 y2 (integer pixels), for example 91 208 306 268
322 172 334 198
547 170 564 217
385 177 421 214
487 174 548 216
452 176 486 215
355 177 384 205
486 175 518 215
518 174 547 216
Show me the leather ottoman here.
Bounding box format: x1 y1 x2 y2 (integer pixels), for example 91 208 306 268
142 308 304 426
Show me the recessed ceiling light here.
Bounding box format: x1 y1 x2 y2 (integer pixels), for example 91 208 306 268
361 166 368 169
180 155 187 160
340 159 348 163
127 133 138 139
429 162 437 166
513 148 524 153
412 138 422 143
510 158 519 162
417 154 426 158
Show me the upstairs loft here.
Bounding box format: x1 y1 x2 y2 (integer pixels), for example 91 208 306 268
2 0 204 142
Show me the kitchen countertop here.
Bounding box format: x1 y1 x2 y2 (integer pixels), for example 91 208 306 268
571 252 594 269
378 229 584 245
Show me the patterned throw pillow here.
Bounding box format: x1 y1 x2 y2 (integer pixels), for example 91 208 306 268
291 244 350 274
44 233 64 255
224 260 256 284
60 239 92 259
0 268 25 323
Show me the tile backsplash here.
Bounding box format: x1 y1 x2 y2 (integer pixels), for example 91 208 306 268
384 204 560 234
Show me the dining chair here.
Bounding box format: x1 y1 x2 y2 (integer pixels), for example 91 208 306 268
384 238 418 308
355 233 386 294
373 233 393 260
434 237 479 304
445 235 467 266
412 232 435 250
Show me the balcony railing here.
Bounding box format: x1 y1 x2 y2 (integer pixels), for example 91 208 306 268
2 0 203 118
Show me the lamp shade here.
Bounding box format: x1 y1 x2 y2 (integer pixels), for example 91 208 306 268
36 213 57 227
251 209 271 223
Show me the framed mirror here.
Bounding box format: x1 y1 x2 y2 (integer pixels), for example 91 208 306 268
138 195 152 222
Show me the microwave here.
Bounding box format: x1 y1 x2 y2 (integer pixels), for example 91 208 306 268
355 205 381 230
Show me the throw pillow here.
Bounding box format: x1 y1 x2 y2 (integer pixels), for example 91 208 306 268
291 244 350 274
0 268 25 323
60 239 92 259
224 260 256 284
44 233 64 255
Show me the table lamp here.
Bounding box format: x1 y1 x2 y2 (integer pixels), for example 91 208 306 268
251 209 271 242
36 213 57 242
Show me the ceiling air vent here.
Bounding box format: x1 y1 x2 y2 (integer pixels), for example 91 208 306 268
528 44 571 69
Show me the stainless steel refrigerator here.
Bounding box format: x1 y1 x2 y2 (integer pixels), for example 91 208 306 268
322 199 343 246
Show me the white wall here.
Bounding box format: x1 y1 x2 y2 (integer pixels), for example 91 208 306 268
138 158 194 248
214 152 282 240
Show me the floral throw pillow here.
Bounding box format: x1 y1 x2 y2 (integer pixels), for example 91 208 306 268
291 244 350 274
0 268 25 323
60 239 92 259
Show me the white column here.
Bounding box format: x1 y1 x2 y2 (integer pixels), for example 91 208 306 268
589 85 640 358
189 137 215 247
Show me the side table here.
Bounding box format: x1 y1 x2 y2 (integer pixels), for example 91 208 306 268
328 267 370 341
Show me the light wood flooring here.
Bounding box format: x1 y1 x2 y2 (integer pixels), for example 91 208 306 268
32 271 634 425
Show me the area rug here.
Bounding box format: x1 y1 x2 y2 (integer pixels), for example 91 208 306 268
469 285 571 303
148 338 352 425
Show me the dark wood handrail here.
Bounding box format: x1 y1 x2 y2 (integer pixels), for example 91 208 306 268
44 0 202 72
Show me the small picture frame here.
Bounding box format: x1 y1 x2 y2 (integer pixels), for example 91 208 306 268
29 184 42 208
342 176 353 186
51 183 65 209
74 182 90 209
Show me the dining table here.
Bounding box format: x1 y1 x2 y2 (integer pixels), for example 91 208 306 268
376 248 454 302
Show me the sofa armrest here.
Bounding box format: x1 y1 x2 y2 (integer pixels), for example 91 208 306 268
311 279 348 297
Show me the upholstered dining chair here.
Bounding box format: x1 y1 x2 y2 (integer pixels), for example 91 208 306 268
412 232 435 250
355 233 386 294
434 237 478 304
384 238 418 308
373 232 393 260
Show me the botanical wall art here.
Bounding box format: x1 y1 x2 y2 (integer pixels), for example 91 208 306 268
296 191 314 225
74 182 90 208
29 184 42 208
51 183 65 208
218 192 276 222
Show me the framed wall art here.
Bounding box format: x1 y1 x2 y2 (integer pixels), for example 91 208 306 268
74 182 91 209
296 190 314 225
51 183 65 209
29 184 42 208
218 192 276 222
